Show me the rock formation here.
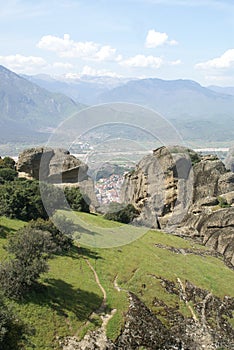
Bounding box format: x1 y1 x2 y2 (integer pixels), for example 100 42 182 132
121 145 234 266
60 285 234 350
17 147 98 209
225 146 234 172
17 147 88 183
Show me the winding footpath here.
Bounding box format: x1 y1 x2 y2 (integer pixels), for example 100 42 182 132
60 258 117 350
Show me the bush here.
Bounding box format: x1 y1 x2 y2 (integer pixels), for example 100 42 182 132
0 157 15 170
217 196 231 208
0 227 56 299
64 186 90 212
0 168 18 183
28 217 73 252
0 294 29 349
0 180 68 221
104 203 139 224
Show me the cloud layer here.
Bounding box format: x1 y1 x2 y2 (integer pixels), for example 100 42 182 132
145 29 178 48
195 49 234 69
37 34 121 61
120 54 163 68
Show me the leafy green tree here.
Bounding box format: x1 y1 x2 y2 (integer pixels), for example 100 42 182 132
0 168 18 183
0 179 47 220
28 217 73 252
64 186 90 212
0 293 30 349
0 157 15 170
104 203 139 224
0 227 56 298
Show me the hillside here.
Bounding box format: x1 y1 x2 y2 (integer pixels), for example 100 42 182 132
98 78 234 143
0 213 233 349
0 66 81 143
22 74 132 106
22 74 234 144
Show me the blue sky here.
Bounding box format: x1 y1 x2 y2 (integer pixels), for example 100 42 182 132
1 0 234 85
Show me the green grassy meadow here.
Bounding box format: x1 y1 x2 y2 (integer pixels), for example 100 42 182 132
0 213 234 348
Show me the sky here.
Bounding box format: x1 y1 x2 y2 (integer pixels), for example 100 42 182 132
1 0 234 86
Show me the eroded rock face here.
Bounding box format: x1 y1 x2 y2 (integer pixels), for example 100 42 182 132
200 207 234 266
17 147 88 183
225 146 234 172
192 155 226 201
121 146 194 228
121 146 234 266
115 293 180 349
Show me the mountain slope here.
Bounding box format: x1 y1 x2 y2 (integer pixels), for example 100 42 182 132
21 74 234 143
0 65 80 143
97 78 234 142
23 74 132 105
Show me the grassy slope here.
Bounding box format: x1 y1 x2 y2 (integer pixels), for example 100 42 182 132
0 213 234 348
0 216 103 350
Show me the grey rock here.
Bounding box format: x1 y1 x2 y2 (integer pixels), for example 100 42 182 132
224 146 234 172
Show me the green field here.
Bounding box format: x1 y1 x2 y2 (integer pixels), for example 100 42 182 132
0 213 233 348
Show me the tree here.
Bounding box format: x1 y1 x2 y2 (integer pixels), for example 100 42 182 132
0 179 47 220
0 293 30 349
0 157 15 170
104 203 139 224
0 168 18 183
28 217 73 252
0 227 56 298
64 186 90 212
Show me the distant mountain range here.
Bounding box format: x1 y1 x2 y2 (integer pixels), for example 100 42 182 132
23 73 234 144
0 65 234 146
0 66 81 143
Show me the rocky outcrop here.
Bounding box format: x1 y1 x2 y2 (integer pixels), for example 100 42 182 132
192 155 226 201
121 146 234 266
200 207 234 266
121 146 195 228
17 147 88 183
225 146 234 172
17 147 99 209
60 283 234 350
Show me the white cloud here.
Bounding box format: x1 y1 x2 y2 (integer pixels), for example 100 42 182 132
145 29 178 48
169 59 182 65
37 34 121 61
195 49 234 69
94 45 122 62
120 54 163 68
0 54 47 73
81 65 121 77
52 62 73 70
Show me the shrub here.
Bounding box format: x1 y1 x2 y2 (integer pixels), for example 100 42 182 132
0 157 15 170
64 186 90 212
104 203 139 224
28 217 73 252
0 168 18 183
217 196 231 208
0 227 56 298
0 293 29 349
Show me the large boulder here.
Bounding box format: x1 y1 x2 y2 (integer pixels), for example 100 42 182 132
17 147 88 183
121 146 234 266
121 146 194 228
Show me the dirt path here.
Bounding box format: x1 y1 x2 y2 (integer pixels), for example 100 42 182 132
84 258 107 312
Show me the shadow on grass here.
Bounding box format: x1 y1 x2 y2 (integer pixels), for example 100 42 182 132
64 245 103 261
0 224 15 238
23 278 103 322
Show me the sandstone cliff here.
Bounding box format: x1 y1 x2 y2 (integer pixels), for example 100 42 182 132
121 145 234 266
